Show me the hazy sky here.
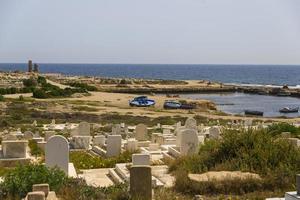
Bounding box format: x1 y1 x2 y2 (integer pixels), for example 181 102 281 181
1 0 300 64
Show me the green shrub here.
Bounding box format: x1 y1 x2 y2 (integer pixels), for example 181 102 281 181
0 164 67 198
267 123 300 137
23 78 37 87
67 82 98 91
33 89 47 98
28 140 44 157
0 95 4 101
37 76 47 85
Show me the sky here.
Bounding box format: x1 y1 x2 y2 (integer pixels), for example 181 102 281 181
0 0 300 64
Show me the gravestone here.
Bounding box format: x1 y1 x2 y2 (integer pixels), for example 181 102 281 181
244 119 253 127
44 131 56 141
71 136 91 150
78 122 91 136
185 117 197 129
106 135 122 157
132 154 150 166
127 138 138 152
209 126 220 139
112 124 121 135
134 124 148 141
180 129 199 156
45 135 69 175
130 166 152 200
24 131 34 140
93 135 105 147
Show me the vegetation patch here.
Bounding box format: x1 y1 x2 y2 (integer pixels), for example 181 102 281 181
0 164 67 199
170 128 300 197
70 151 133 170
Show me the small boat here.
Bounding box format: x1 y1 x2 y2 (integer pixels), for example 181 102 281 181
277 91 291 96
129 96 155 107
163 101 181 109
279 107 299 113
244 110 264 116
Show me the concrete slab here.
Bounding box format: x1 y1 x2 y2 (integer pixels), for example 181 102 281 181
79 168 114 187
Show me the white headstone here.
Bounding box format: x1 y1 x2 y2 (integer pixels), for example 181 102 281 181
209 126 220 139
112 124 121 135
78 122 91 136
127 138 138 152
71 136 91 150
244 119 253 127
180 129 199 156
185 117 197 129
45 135 69 175
93 135 106 147
135 124 148 141
106 135 122 157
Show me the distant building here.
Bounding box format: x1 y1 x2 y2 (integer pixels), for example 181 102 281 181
33 63 39 73
28 60 33 72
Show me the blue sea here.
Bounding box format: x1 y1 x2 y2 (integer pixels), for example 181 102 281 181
0 63 300 86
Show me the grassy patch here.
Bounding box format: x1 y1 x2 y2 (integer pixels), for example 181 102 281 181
69 151 133 170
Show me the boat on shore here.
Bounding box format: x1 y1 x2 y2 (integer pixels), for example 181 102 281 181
277 91 291 96
244 110 264 116
279 107 299 113
129 96 155 107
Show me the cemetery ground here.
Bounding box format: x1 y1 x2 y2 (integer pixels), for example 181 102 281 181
0 75 299 199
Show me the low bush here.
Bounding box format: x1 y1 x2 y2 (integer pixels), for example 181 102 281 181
28 140 44 157
67 81 98 91
0 164 67 198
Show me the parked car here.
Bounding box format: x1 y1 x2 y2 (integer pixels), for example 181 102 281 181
129 96 155 107
163 100 181 109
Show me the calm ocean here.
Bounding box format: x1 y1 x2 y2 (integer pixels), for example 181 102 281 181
0 63 300 86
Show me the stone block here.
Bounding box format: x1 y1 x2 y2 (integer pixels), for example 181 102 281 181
2 140 27 158
130 166 152 200
132 154 150 166
32 183 49 197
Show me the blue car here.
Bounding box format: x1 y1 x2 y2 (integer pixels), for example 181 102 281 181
129 96 155 107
